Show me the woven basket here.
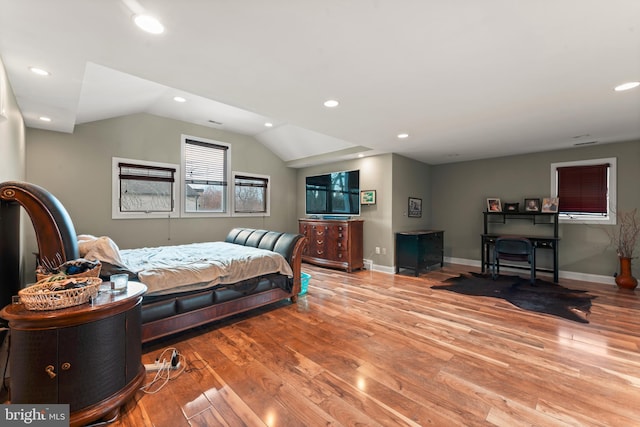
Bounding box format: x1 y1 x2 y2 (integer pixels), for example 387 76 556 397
19 277 102 311
36 264 102 282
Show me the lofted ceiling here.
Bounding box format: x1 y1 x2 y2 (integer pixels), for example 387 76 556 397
1 1 639 167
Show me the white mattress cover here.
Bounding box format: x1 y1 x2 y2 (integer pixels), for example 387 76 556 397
119 241 293 295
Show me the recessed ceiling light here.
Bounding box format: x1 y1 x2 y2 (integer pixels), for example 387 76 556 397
397 133 409 139
29 67 50 76
133 14 165 34
39 116 51 122
614 81 640 91
323 99 339 108
173 96 186 103
264 122 273 127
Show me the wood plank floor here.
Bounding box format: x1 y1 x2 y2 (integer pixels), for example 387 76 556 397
112 264 640 427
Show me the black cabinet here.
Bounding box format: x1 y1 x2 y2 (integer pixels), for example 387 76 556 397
395 230 444 276
10 314 127 411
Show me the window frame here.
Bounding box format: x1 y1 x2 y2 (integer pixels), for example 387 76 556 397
232 171 270 217
111 157 180 220
550 157 617 225
180 134 231 218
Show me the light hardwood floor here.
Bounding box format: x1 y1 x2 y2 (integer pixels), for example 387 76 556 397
112 264 640 427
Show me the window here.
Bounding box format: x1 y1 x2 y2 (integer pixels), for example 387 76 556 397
233 172 270 216
112 157 179 219
550 157 616 224
181 135 230 216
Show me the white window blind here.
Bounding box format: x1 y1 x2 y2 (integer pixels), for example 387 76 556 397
184 140 228 185
182 137 230 214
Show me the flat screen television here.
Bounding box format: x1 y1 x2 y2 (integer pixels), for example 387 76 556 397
305 170 360 216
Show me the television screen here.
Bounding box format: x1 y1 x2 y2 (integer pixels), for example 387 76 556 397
305 170 360 216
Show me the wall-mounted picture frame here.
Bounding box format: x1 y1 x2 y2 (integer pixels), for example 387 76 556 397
524 198 540 212
503 202 519 212
408 197 422 218
360 190 376 205
487 198 501 212
542 197 559 213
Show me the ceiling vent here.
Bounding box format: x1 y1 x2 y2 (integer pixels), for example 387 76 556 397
208 120 223 125
573 141 598 146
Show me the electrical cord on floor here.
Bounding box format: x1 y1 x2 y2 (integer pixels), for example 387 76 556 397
140 347 186 394
183 353 209 373
82 410 120 427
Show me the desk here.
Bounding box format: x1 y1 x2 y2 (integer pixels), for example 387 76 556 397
481 211 559 282
481 235 559 282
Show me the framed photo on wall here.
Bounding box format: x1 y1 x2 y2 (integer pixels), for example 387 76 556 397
360 190 376 205
408 197 422 218
487 198 501 212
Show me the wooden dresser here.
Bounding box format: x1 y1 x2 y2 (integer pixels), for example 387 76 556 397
298 219 364 272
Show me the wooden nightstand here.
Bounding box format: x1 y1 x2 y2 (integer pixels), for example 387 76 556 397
1 281 146 427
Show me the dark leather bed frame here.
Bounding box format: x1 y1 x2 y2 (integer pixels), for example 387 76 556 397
0 181 306 343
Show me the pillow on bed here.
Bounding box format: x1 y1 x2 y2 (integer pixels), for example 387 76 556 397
77 234 127 268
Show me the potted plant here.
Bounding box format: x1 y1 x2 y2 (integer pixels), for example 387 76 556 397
608 209 639 289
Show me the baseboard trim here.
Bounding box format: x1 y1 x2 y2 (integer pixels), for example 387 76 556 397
365 260 396 275
367 256 617 286
443 256 616 286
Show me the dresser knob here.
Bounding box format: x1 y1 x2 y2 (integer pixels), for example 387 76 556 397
61 362 71 371
45 365 56 379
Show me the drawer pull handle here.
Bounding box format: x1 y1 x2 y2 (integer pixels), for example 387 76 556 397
45 365 56 379
61 362 71 371
317 240 323 245
317 250 324 255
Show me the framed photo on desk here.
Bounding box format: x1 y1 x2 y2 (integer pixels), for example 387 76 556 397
542 197 559 213
487 198 501 212
524 198 540 211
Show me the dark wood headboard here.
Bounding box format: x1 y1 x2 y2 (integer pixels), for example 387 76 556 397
0 181 80 269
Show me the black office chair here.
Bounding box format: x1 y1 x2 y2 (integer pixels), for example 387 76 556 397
492 237 535 284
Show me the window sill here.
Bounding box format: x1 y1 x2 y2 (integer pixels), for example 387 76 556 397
559 214 615 225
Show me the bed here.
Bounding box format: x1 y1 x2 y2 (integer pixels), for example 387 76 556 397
0 180 306 343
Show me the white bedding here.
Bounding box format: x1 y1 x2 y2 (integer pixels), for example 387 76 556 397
119 241 293 295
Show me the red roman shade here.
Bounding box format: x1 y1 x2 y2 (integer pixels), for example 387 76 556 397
557 163 608 214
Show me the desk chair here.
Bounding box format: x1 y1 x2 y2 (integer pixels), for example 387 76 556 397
492 237 535 284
